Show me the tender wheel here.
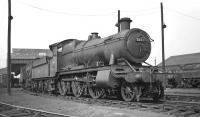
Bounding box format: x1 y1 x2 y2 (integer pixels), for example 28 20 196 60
89 87 104 99
58 80 67 96
121 81 136 102
71 81 83 97
65 82 71 95
32 81 37 92
43 80 48 93
39 81 44 92
153 93 160 102
46 80 52 94
31 81 35 92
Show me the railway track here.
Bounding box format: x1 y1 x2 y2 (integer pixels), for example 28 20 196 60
70 97 200 117
165 95 200 103
27 90 200 117
0 101 76 117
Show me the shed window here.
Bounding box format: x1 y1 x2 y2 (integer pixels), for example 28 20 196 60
39 52 46 57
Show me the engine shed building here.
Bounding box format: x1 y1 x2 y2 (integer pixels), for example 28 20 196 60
1 48 52 76
158 52 200 87
0 68 8 87
11 48 53 76
0 48 52 87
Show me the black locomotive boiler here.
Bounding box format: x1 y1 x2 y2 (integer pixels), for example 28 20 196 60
21 17 165 101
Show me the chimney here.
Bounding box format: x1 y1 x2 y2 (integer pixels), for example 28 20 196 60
119 17 132 32
88 32 100 40
91 32 99 38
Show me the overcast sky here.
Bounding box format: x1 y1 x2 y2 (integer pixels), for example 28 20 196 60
0 0 200 68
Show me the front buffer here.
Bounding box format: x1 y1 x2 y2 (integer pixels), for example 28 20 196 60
123 71 164 101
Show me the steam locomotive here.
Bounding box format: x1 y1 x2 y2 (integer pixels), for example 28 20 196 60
21 17 165 101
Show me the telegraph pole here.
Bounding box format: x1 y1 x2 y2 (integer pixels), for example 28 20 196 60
161 2 166 72
161 3 167 99
7 0 13 95
118 10 120 32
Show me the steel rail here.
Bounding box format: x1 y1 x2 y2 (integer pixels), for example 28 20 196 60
0 101 78 117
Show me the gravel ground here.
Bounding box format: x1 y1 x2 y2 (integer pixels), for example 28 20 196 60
0 88 171 117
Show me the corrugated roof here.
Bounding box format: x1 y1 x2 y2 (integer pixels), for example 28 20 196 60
11 48 53 59
158 52 200 66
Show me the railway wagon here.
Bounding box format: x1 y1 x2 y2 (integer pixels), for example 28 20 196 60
165 63 200 88
167 71 200 88
181 70 200 88
22 17 166 102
